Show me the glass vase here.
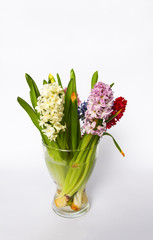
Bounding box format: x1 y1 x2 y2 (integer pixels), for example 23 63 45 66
43 142 98 218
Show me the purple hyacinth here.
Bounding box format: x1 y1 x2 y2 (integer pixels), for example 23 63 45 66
83 82 114 137
78 101 87 120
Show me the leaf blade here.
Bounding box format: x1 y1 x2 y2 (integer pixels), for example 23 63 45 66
70 93 78 150
17 97 40 130
25 74 40 110
43 80 47 85
110 83 114 88
91 71 98 89
17 97 53 146
106 109 122 123
57 73 63 88
103 132 125 157
25 73 40 97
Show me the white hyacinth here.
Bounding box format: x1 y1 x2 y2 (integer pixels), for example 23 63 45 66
35 82 66 141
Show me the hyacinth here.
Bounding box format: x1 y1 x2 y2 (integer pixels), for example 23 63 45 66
83 82 114 137
35 82 66 141
78 101 87 120
106 97 127 129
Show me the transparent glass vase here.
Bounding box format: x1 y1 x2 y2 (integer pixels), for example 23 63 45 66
43 142 99 218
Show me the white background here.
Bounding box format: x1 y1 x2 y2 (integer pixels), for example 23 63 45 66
1 0 153 239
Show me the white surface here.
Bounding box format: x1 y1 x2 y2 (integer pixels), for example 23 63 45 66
0 0 153 239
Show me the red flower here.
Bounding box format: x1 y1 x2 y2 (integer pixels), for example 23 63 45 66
106 97 127 129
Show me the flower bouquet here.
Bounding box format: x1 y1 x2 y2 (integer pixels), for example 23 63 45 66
17 69 127 218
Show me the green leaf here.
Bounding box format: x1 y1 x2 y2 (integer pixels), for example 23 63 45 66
17 97 40 130
43 80 47 85
103 132 125 157
63 70 81 149
25 74 40 110
30 91 37 110
57 73 63 88
62 79 73 149
64 79 73 122
25 73 40 97
70 69 77 94
91 71 98 89
17 97 52 147
110 83 114 88
70 93 78 150
106 109 122 123
70 69 81 142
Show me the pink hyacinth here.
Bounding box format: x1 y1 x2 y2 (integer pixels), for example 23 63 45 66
83 82 114 137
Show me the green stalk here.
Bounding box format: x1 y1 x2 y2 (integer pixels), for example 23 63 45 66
45 143 72 190
58 153 89 196
58 134 95 197
45 152 68 189
69 134 94 164
67 136 99 196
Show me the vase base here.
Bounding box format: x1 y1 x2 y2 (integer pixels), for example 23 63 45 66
52 200 90 218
